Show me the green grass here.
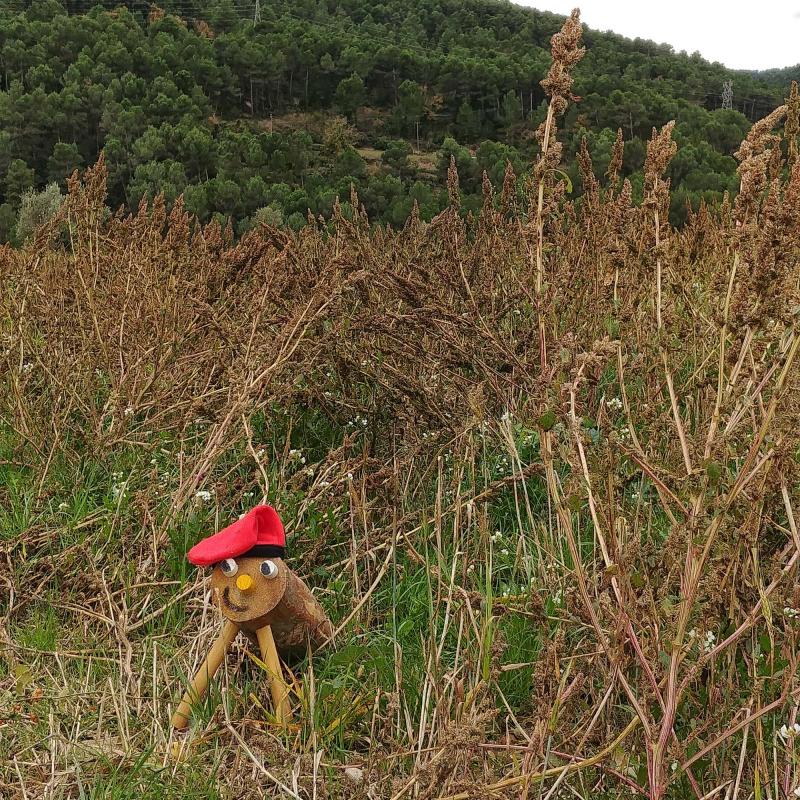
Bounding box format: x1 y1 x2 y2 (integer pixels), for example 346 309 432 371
2 383 789 798
1 409 568 795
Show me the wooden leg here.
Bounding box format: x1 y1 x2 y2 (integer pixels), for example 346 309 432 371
171 620 239 730
255 624 291 724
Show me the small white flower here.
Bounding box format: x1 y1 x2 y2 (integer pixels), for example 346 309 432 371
778 723 800 741
784 606 800 619
501 548 509 556
703 631 716 653
255 448 266 459
500 410 511 423
467 564 475 573
346 472 353 480
553 589 563 604
195 490 213 502
123 406 134 417
606 397 623 410
288 448 305 463
21 362 34 373
58 501 69 511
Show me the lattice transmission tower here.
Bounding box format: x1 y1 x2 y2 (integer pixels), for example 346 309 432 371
722 80 733 111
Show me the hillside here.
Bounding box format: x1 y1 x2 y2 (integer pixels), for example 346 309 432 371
0 0 788 238
752 65 800 89
0 0 792 241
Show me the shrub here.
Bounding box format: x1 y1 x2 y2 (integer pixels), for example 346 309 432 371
15 182 64 243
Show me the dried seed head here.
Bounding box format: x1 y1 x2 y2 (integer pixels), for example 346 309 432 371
500 160 517 214
644 122 677 198
481 170 493 205
606 128 624 185
447 155 460 209
786 81 799 166
734 104 788 226
541 10 585 104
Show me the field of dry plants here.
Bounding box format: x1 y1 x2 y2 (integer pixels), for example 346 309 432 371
2 12 800 800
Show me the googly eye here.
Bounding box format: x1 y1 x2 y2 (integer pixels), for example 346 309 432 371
260 559 279 579
220 558 238 577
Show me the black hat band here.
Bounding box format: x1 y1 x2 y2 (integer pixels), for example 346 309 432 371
241 544 286 559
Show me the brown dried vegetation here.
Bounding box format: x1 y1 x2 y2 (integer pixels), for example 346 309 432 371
2 12 800 800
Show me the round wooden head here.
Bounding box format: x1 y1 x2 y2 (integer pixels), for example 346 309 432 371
210 556 289 628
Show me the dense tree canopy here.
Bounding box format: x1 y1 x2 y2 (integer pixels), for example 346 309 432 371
0 0 793 240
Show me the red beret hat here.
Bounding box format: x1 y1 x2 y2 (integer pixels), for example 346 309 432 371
187 505 286 566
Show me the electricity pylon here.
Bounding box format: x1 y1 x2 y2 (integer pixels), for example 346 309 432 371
722 80 733 111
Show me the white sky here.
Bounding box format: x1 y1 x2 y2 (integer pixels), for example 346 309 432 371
521 1 800 70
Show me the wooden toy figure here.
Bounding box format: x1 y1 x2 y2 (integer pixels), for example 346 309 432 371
171 505 333 730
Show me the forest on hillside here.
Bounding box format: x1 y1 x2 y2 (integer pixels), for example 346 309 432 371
0 0 793 241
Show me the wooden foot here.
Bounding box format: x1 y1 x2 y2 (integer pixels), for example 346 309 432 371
171 620 240 730
255 624 291 724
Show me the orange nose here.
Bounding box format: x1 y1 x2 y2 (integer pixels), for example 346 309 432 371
236 574 254 592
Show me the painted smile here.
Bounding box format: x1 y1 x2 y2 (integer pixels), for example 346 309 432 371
222 587 248 613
